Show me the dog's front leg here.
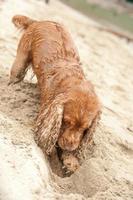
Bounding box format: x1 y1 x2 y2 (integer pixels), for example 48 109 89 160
9 33 31 84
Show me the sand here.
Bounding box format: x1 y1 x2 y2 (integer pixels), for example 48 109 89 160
0 0 133 199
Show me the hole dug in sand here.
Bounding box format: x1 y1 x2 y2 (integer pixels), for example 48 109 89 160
48 147 81 178
48 143 109 199
51 146 108 199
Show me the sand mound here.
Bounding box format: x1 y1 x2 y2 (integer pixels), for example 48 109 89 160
0 0 133 199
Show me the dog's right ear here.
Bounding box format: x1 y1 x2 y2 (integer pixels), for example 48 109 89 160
34 97 64 155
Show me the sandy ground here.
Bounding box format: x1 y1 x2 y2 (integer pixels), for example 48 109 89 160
0 0 133 199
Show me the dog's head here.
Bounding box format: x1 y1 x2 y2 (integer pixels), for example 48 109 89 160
35 81 101 155
58 81 101 151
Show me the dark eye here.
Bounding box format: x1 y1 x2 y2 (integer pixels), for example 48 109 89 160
62 120 70 129
83 128 89 135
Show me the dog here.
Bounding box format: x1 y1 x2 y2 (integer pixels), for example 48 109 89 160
10 15 101 174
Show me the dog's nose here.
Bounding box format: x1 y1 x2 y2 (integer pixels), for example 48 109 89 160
65 144 78 151
58 137 79 151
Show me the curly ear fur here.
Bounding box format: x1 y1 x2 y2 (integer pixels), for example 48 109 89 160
77 110 101 161
34 99 64 155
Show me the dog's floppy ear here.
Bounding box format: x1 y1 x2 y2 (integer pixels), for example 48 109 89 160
34 98 64 155
83 110 101 144
77 110 101 161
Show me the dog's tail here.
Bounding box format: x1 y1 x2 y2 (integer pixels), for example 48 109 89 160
12 15 37 29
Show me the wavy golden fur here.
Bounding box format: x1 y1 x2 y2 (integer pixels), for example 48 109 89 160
10 15 101 174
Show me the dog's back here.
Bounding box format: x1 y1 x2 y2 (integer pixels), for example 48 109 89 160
12 15 80 68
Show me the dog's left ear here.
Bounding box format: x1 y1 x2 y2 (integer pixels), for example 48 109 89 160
77 110 101 160
34 98 64 155
84 110 101 144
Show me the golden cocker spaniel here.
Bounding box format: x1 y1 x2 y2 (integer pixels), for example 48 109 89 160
10 15 101 175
